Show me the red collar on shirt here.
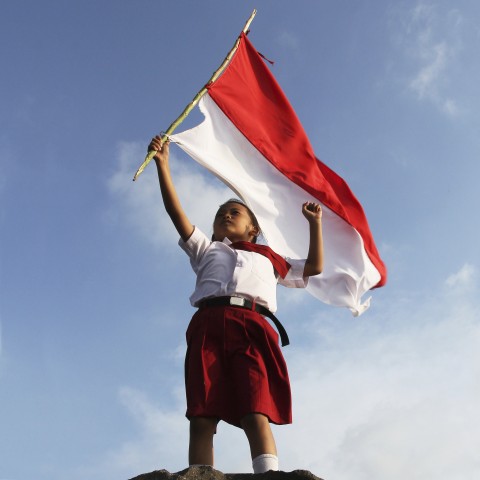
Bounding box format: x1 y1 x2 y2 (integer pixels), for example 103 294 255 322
230 241 291 279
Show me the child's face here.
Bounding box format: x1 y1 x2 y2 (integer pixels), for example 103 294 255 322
213 202 259 243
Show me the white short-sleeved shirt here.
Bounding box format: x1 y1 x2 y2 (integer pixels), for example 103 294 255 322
179 227 308 313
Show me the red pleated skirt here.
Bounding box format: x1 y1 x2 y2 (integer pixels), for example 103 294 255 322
184 305 292 428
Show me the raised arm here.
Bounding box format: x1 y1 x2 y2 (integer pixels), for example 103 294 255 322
302 202 324 277
149 136 194 242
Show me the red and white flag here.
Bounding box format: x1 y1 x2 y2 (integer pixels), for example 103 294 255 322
170 33 386 315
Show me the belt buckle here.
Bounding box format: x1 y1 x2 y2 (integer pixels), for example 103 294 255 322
229 296 246 307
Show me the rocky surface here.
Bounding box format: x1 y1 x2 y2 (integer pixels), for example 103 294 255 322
129 466 323 480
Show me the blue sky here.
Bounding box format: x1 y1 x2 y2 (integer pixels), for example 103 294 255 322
1 1 479 479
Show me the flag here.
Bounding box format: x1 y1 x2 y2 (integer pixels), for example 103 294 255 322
170 33 386 315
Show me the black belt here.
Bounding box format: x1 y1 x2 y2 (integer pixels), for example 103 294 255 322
198 296 290 347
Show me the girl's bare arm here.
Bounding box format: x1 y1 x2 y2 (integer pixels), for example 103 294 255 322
149 136 194 242
302 202 324 277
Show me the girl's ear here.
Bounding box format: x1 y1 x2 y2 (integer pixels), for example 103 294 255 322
250 225 260 238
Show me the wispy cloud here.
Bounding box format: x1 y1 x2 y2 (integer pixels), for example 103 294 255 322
107 141 232 250
445 262 476 288
276 31 300 50
73 387 189 479
409 41 448 98
279 262 480 479
393 2 464 117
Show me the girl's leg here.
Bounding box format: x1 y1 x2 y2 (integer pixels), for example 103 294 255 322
241 413 278 472
188 416 218 466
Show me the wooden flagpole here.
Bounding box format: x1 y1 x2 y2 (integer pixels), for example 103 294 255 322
132 8 257 181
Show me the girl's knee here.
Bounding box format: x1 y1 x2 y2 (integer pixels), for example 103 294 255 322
190 416 218 436
241 413 270 432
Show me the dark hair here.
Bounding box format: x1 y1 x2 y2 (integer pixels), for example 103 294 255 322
212 198 261 243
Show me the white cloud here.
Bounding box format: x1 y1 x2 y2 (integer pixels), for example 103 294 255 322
445 262 476 288
73 386 189 480
409 41 448 98
80 263 480 479
276 31 300 50
277 263 480 479
393 3 464 117
107 141 232 250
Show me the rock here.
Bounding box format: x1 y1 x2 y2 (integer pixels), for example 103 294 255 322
129 466 323 480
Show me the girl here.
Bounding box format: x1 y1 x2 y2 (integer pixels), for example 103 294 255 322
149 135 323 473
